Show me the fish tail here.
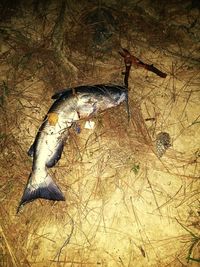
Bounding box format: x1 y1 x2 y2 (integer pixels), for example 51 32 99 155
17 171 65 212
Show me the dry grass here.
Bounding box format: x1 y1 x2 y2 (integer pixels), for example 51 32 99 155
0 1 200 266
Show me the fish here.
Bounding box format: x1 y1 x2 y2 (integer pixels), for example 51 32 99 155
18 84 128 211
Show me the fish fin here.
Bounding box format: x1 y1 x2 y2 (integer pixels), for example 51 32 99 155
17 172 65 212
27 130 41 157
27 143 35 157
51 89 70 100
46 140 65 168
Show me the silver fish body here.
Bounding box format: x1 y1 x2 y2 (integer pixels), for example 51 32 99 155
18 84 127 210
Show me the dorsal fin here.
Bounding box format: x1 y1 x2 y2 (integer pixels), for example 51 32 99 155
51 89 72 100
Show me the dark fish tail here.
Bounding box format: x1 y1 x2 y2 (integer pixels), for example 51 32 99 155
17 171 65 212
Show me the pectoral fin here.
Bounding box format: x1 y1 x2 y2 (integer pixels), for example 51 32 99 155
46 140 65 168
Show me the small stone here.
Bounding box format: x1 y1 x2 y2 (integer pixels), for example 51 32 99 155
156 132 171 158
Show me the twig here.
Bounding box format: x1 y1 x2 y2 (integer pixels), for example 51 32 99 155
119 49 132 87
119 48 167 78
119 48 132 122
0 223 20 267
54 218 74 262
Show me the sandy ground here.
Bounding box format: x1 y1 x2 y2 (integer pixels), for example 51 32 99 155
0 1 199 266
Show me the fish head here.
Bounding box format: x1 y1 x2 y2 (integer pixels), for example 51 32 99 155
99 85 128 108
97 85 129 120
76 85 128 118
112 87 128 105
